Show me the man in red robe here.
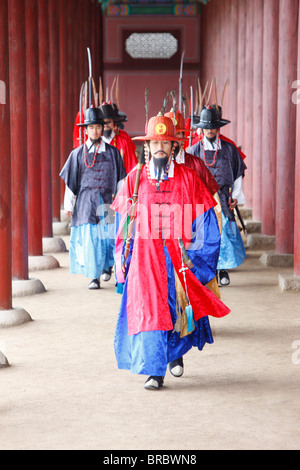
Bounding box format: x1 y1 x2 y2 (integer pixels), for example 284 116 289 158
111 113 230 390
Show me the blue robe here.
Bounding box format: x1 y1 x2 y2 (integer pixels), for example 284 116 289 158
187 139 247 269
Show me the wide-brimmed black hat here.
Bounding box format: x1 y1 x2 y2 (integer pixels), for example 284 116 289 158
77 107 104 127
99 102 118 121
195 105 230 129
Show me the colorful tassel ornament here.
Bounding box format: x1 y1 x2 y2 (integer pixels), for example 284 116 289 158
186 304 194 333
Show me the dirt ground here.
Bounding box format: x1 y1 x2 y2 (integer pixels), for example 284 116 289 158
0 235 299 451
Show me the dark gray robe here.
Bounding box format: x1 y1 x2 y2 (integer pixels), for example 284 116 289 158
60 143 127 227
187 140 247 220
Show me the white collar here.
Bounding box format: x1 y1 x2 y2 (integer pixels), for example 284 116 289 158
149 157 174 179
86 138 106 153
175 148 185 164
203 135 222 150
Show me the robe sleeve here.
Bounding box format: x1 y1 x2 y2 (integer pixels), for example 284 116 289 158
187 208 221 285
59 148 81 196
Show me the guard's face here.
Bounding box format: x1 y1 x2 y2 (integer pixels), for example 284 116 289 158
149 140 172 159
103 119 114 132
86 124 103 141
203 128 218 140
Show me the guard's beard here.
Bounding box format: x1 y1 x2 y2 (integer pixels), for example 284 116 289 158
152 155 169 182
91 137 101 145
104 128 113 139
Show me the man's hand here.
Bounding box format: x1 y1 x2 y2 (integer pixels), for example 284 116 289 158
229 198 238 210
65 211 72 217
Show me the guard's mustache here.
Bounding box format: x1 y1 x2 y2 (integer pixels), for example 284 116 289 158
153 150 168 157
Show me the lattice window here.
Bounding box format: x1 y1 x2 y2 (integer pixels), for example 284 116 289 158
125 32 178 59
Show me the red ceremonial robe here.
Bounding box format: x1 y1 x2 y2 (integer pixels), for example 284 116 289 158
112 163 230 336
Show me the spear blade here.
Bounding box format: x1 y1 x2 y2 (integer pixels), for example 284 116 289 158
87 47 93 107
178 50 185 113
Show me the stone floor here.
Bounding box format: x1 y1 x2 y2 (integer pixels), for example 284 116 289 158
0 235 300 450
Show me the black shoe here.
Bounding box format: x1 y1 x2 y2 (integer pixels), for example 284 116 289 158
169 357 184 377
218 270 230 286
101 268 112 282
144 376 164 390
88 278 100 289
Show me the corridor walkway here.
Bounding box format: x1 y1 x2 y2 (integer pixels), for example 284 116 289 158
0 235 299 450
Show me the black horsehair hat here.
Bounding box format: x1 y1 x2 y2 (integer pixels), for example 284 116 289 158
99 102 127 124
77 107 104 127
195 105 230 130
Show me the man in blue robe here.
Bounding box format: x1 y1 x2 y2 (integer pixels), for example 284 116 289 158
60 107 127 289
112 113 230 390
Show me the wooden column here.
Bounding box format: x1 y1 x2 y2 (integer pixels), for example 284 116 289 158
49 0 61 222
8 0 29 280
294 0 300 277
236 0 246 150
0 0 12 309
275 0 298 254
261 0 279 235
229 0 239 144
243 0 254 208
38 0 53 237
252 0 264 222
59 0 69 206
26 0 43 256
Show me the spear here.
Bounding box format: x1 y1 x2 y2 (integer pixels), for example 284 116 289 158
99 76 103 105
78 82 85 145
178 50 185 113
87 47 92 107
92 77 98 107
145 87 150 132
189 86 194 146
122 155 144 272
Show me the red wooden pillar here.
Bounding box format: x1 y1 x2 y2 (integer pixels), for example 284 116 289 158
38 0 53 238
261 0 279 236
72 0 80 114
0 0 12 309
229 0 239 144
67 0 75 140
8 0 29 280
59 0 69 206
243 0 254 208
236 0 246 150
275 0 298 254
49 0 61 222
252 0 263 222
26 0 43 256
294 0 300 277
